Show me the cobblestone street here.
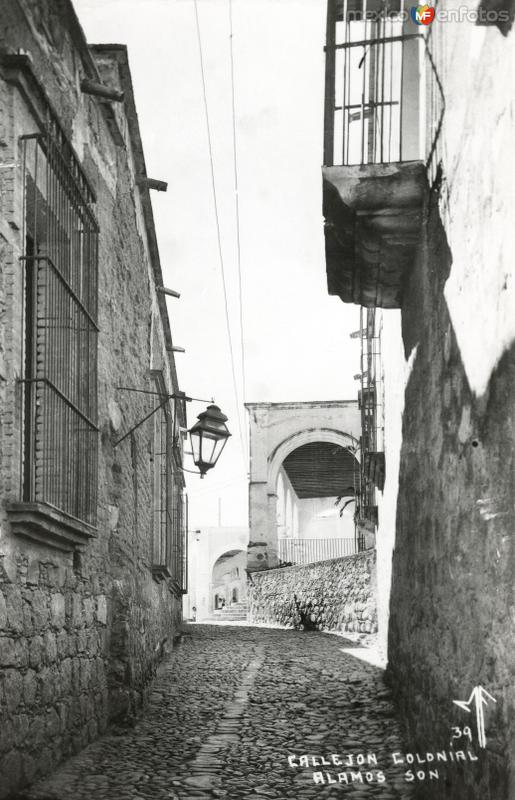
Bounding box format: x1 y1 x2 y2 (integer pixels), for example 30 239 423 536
17 624 416 800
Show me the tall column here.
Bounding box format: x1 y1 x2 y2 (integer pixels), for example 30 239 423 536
246 404 278 569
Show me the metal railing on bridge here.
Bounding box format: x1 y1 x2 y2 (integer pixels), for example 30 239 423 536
278 536 366 566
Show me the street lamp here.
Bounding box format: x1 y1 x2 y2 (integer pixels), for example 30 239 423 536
189 404 231 478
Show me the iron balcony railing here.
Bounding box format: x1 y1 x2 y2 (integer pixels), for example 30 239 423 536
279 536 366 566
324 0 424 167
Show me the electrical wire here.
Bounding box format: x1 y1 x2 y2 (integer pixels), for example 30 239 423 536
228 0 248 466
193 0 246 464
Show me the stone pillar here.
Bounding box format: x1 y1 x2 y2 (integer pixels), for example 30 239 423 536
246 404 278 569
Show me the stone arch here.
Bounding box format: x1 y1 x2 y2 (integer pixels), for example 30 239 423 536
209 542 247 576
246 402 361 569
268 428 360 495
267 429 360 559
211 547 247 611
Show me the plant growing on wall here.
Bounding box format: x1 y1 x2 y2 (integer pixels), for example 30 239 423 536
334 487 359 519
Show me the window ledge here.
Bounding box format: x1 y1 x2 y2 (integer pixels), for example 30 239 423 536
5 502 97 551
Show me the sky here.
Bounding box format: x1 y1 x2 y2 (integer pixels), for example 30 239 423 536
74 0 360 528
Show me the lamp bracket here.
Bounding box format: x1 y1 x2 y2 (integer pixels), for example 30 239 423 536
112 386 215 448
116 386 213 403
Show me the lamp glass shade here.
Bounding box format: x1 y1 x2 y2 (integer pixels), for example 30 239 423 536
188 404 231 476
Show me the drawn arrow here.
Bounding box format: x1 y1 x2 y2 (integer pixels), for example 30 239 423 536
453 686 496 748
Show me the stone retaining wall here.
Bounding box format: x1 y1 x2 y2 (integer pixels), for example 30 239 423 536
248 550 377 634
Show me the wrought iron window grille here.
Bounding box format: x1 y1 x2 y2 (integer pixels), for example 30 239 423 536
18 123 99 531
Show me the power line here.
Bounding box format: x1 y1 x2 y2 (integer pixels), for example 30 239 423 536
228 0 248 466
193 0 246 464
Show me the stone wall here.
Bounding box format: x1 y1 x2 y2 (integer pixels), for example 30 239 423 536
248 550 377 634
384 11 515 800
0 4 184 796
0 551 109 789
387 195 515 800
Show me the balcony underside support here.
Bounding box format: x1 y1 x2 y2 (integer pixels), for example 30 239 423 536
323 160 427 308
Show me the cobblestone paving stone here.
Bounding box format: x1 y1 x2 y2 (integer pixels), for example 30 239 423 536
18 624 415 800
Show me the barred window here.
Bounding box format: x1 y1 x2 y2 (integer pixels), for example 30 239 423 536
325 0 423 167
21 123 99 528
151 372 188 593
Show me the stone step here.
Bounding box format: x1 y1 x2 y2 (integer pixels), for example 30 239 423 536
218 612 247 620
206 603 248 622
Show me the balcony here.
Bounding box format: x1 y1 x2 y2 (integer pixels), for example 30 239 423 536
322 0 427 308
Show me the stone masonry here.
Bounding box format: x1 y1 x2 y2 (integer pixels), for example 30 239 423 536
0 3 185 796
385 11 515 799
387 189 515 800
248 551 377 635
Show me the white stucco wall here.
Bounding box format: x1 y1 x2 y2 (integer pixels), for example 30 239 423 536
432 15 515 397
374 310 418 658
183 526 249 620
297 496 354 539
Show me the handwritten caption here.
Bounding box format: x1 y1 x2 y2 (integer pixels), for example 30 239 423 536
287 747 480 785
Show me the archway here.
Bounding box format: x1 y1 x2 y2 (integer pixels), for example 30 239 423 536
211 549 247 612
246 401 362 569
274 440 360 564
268 428 360 492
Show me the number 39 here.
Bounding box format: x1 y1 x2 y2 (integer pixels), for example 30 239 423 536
451 726 473 742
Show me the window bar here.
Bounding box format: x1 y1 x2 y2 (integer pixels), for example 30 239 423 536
333 32 421 50
20 138 28 497
341 0 348 165
56 140 65 512
178 494 182 583
60 140 70 513
371 23 379 162
183 493 189 592
29 137 39 506
49 156 56 509
399 35 405 163
166 414 172 571
324 0 337 165
388 20 394 162
360 0 367 165
40 143 49 507
380 12 386 163
161 413 165 567
46 137 54 507
345 11 351 165
36 139 44 507
171 501 176 582
176 496 181 584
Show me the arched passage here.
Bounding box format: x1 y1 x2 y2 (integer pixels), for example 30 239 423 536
273 438 360 564
246 401 362 569
268 428 360 493
211 549 247 612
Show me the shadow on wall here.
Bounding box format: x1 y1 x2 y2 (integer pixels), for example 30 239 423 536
387 180 515 799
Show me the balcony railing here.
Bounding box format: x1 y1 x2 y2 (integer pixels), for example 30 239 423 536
324 11 423 167
279 536 366 566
